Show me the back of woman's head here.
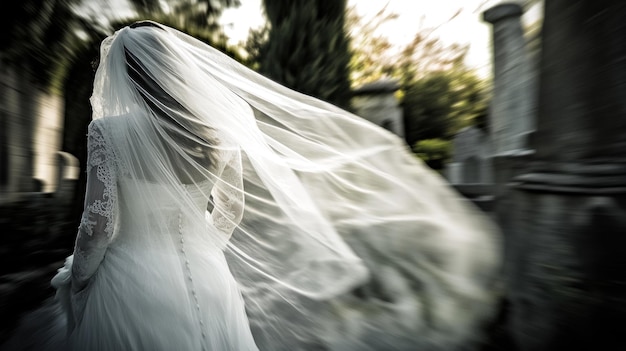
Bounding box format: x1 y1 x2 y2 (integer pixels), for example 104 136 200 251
121 21 219 170
123 23 183 128
129 20 164 30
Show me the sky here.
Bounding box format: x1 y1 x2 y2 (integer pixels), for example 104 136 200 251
220 0 542 78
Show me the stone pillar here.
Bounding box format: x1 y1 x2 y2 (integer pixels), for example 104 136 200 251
506 0 626 350
483 3 537 262
54 151 80 206
483 3 536 154
0 66 35 199
33 91 64 193
0 67 11 197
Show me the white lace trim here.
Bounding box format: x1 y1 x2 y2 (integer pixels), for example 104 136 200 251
80 121 118 238
212 151 243 237
213 187 236 234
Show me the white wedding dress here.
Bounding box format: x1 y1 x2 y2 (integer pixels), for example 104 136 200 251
49 116 258 351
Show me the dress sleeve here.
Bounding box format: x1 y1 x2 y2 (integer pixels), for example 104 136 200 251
211 149 244 239
71 120 118 291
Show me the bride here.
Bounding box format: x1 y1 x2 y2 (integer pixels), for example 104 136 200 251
2 20 501 351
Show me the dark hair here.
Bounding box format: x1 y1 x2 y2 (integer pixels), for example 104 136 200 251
123 28 218 171
124 48 184 126
129 20 165 30
125 21 180 121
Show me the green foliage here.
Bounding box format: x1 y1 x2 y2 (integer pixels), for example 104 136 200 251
412 138 452 170
258 0 353 109
242 24 270 70
127 0 241 26
127 0 241 45
403 68 489 145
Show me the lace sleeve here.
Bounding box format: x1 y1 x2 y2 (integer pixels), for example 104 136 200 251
71 120 118 291
211 149 244 239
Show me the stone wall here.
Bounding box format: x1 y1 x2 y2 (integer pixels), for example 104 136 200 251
0 65 64 198
487 1 626 350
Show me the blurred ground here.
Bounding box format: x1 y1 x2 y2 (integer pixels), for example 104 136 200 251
0 198 75 343
0 199 516 351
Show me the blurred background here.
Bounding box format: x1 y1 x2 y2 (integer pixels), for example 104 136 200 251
1 0 625 350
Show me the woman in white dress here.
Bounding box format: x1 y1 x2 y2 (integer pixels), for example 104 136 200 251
2 20 501 351
55 20 260 351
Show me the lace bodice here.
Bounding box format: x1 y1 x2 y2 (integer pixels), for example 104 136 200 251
71 118 244 291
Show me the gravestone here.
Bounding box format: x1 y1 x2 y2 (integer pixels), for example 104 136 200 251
447 126 494 212
447 126 492 184
352 79 404 138
54 152 80 208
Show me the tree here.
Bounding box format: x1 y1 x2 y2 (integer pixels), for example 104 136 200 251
403 67 489 146
345 6 397 88
242 23 269 70
0 0 84 91
346 5 469 88
346 6 489 148
257 0 353 109
127 0 241 45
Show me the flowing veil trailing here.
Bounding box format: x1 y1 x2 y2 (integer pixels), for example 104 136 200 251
89 20 373 300
5 21 501 351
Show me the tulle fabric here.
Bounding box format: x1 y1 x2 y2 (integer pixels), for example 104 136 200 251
89 22 370 301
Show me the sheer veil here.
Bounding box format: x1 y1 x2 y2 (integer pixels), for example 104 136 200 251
91 21 501 348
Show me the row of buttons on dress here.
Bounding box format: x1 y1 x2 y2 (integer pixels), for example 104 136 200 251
178 212 207 347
